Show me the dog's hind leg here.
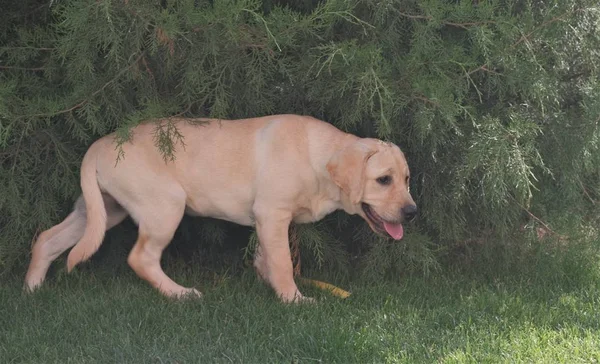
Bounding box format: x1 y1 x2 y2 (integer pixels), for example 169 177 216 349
126 193 200 299
24 194 127 291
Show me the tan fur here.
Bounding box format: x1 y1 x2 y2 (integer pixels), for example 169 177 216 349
24 114 415 302
66 143 108 272
327 141 378 204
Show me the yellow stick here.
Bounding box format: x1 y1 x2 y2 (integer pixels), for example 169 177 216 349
300 278 351 299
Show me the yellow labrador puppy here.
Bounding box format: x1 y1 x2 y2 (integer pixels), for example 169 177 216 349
25 115 416 302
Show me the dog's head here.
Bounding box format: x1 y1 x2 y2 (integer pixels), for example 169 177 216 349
327 138 416 240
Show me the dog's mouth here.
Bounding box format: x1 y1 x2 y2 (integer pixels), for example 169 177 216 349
361 203 404 240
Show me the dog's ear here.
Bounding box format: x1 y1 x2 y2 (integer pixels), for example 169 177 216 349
327 141 377 204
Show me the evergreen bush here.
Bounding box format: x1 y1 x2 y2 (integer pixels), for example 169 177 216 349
1 0 599 277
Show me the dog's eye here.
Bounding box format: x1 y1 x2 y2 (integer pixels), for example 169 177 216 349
376 175 392 186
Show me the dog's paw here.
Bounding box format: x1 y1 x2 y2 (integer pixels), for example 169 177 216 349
280 291 315 304
180 288 203 299
166 287 202 300
296 295 316 304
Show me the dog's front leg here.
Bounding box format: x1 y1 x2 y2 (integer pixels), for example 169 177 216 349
253 209 311 303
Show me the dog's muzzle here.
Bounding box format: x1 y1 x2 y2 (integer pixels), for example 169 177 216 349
402 204 418 222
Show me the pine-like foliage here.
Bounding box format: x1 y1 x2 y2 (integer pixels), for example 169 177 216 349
1 0 599 276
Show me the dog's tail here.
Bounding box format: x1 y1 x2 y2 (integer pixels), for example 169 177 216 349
67 143 107 272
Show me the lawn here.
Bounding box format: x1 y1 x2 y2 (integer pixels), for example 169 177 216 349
2 240 600 363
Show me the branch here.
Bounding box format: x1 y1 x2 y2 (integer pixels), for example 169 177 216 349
21 52 145 119
509 13 572 50
141 56 155 82
467 9 583 76
579 179 597 205
0 65 46 71
511 196 567 240
413 95 441 108
396 11 495 30
290 224 301 278
467 64 501 76
445 21 495 30
0 46 54 51
396 11 430 21
170 103 192 118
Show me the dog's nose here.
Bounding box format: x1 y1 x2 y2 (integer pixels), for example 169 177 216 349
402 205 418 222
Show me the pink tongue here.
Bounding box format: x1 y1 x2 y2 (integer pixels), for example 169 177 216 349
383 222 404 240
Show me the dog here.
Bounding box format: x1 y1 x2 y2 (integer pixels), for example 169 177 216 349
24 114 417 302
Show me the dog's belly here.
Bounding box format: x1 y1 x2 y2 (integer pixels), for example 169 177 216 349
184 192 255 226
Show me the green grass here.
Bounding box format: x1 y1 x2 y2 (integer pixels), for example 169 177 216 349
2 241 600 363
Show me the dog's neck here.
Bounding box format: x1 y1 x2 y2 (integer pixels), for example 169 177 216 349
317 133 362 216
336 188 361 215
